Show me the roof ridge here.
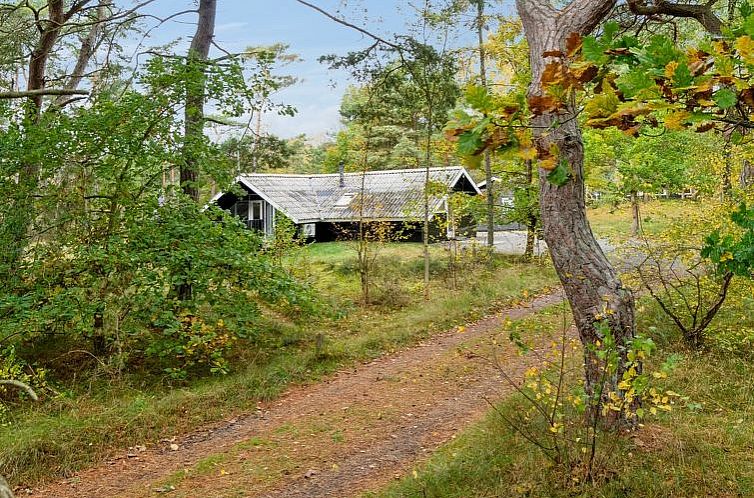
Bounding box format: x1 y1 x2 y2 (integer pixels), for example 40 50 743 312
239 166 464 180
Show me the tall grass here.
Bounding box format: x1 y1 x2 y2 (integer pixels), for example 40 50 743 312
0 242 557 485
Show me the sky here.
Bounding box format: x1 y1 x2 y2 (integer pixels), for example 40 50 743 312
133 0 503 143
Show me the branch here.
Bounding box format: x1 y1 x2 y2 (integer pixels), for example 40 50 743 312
0 88 88 99
0 380 39 401
627 0 724 35
294 0 401 50
561 0 617 34
695 271 733 333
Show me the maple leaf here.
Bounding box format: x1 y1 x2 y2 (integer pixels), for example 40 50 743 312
664 61 679 80
565 32 582 57
527 95 562 115
541 61 567 87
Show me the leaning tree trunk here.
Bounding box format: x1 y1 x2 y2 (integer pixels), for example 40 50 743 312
517 0 637 427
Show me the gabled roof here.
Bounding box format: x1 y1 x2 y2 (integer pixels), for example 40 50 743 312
215 166 479 224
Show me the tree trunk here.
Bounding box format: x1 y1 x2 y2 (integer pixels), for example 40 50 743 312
630 191 641 236
178 0 217 301
741 160 754 188
1 0 66 281
517 0 637 426
475 0 495 252
524 159 536 259
182 0 218 203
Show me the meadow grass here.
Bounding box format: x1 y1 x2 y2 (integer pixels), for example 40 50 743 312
371 286 754 498
588 199 700 243
0 242 558 485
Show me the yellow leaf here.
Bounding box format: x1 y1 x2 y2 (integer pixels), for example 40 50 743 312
664 61 678 79
518 147 538 161
664 111 690 130
539 156 557 171
734 36 754 65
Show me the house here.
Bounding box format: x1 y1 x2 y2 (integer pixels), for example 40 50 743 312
211 166 480 242
476 176 514 207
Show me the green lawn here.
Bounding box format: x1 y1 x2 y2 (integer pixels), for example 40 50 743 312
0 241 558 486
588 199 701 243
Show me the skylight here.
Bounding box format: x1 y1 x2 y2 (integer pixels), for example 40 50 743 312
334 193 356 207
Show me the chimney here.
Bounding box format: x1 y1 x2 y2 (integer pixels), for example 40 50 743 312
338 161 345 188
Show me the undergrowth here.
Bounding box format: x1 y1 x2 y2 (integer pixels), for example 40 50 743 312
0 242 557 485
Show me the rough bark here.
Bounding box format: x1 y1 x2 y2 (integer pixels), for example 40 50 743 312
182 0 218 202
517 0 638 426
627 0 724 35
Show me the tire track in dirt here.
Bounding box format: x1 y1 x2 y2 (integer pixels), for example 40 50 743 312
31 291 566 498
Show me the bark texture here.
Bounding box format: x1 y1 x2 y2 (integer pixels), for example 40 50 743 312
517 0 638 425
182 0 218 202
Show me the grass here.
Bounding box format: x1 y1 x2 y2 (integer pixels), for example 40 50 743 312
370 284 754 498
588 199 700 243
0 241 558 486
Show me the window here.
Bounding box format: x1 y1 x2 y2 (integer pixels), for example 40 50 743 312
250 200 263 220
334 193 355 207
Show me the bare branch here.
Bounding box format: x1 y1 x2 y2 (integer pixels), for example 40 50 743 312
627 0 724 35
0 88 88 99
294 0 401 50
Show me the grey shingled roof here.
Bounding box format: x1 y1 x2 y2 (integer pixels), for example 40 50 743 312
233 166 478 224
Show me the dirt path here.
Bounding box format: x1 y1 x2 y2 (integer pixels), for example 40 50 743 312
31 291 565 498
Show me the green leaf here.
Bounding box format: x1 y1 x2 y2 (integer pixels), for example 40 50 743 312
603 21 619 42
732 129 744 144
615 70 657 99
742 1 753 19
546 159 571 186
457 130 483 156
744 14 754 37
582 36 607 64
672 62 694 87
642 35 680 67
713 88 738 109
465 85 493 113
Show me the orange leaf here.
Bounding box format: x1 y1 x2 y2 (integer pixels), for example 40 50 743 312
572 64 598 84
543 49 564 58
527 95 562 115
541 61 566 86
565 32 582 57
